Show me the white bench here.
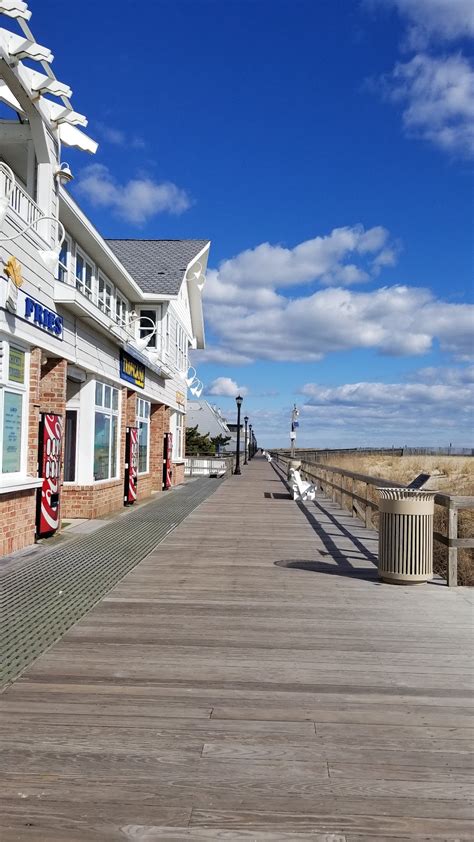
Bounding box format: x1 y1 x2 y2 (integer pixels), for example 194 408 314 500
288 468 316 502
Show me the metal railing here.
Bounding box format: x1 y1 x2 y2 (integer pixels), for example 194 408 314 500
270 452 474 587
185 455 234 478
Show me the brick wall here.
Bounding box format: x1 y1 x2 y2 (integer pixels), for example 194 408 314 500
0 490 36 557
150 404 169 491
61 387 167 520
172 462 185 486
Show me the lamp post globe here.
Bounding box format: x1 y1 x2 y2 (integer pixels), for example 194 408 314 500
244 415 249 465
234 395 243 475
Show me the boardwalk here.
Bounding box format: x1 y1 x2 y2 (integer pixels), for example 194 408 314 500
1 457 473 840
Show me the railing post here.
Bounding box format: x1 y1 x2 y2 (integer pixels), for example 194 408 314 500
447 501 458 587
350 476 356 517
365 483 372 528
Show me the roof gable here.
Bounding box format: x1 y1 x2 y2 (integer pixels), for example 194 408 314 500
105 239 210 296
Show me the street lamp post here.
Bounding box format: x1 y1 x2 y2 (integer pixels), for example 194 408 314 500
248 424 253 460
234 395 243 475
244 415 249 465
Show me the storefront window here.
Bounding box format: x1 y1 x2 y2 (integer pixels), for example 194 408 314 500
172 411 184 461
1 344 26 475
137 398 150 473
94 381 119 481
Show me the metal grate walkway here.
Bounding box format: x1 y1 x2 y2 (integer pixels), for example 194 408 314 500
1 478 221 688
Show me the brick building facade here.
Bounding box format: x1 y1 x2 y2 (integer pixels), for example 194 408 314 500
0 5 208 558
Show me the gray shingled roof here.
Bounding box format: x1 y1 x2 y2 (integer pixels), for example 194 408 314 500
106 239 210 295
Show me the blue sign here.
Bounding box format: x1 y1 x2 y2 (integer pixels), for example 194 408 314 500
24 295 63 339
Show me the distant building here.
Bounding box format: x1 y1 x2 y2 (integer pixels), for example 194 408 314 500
187 401 232 452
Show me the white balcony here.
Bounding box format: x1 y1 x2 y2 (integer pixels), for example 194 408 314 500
53 279 130 342
0 162 52 245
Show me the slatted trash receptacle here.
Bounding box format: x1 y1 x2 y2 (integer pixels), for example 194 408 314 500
378 488 435 584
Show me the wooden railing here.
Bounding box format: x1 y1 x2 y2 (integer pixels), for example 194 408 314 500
185 455 234 478
270 452 474 588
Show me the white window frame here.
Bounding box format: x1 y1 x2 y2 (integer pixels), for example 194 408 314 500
75 248 94 300
137 397 151 474
0 340 29 478
93 380 120 482
57 235 71 284
175 322 187 372
138 306 162 352
115 291 128 327
98 273 114 318
165 310 171 358
172 410 184 461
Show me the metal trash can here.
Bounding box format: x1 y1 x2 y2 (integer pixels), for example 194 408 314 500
378 488 435 584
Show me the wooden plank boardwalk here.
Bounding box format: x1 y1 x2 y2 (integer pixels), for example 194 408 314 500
1 456 473 841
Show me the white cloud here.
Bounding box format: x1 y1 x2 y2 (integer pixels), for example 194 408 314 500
210 225 394 291
206 377 249 397
295 367 474 446
96 123 146 149
190 347 253 365
75 164 192 224
300 379 472 406
385 52 474 157
203 236 474 363
375 0 474 49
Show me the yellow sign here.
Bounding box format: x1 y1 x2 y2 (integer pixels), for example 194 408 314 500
120 350 145 389
9 347 25 384
176 391 185 405
4 256 23 287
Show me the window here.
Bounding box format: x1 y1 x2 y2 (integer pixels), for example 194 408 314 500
1 344 27 475
172 411 184 461
115 292 128 327
64 410 77 482
137 398 150 473
93 381 119 481
175 323 187 372
139 307 162 351
165 311 171 357
98 275 114 317
75 250 94 299
57 237 70 283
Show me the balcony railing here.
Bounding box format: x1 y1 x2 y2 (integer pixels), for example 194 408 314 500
0 162 49 242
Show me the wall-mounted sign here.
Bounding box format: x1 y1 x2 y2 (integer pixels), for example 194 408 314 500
2 391 22 472
24 295 63 338
8 347 25 384
176 391 185 406
4 256 23 313
120 350 145 389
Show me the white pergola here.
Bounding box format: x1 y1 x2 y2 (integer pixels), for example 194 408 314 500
0 0 97 155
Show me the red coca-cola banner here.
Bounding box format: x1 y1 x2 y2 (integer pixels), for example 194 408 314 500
124 426 138 504
163 431 173 490
37 413 62 537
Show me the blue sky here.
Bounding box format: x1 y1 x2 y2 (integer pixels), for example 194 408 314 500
33 0 473 447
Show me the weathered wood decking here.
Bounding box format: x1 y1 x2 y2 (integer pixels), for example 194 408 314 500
1 457 473 840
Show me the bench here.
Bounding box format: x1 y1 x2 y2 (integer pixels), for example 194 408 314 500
288 468 316 502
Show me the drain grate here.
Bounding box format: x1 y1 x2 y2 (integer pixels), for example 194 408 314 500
1 478 220 688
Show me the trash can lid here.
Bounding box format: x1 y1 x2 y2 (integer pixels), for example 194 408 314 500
378 487 436 500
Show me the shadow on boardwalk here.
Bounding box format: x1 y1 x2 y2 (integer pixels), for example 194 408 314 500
0 456 472 841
